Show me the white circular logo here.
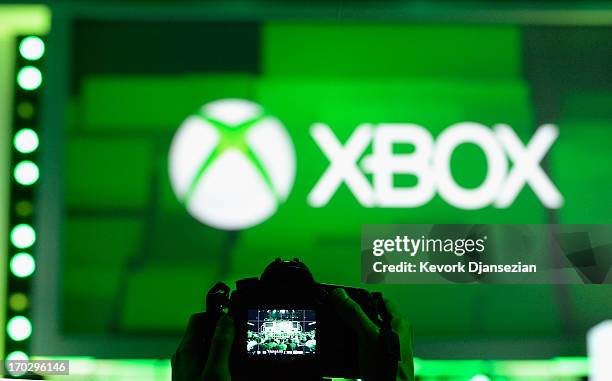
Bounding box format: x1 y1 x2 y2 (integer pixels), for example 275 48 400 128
169 99 296 230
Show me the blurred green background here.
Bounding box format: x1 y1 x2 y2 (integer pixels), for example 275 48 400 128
64 22 542 335
3 1 612 380
61 18 612 357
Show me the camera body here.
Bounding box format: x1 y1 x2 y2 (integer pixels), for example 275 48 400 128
206 258 390 380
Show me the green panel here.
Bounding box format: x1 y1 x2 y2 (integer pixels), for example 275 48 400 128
79 75 256 130
65 138 154 209
263 23 521 79
64 218 144 264
552 122 612 224
568 284 612 334
553 91 612 225
63 219 143 333
473 285 563 335
562 91 612 121
64 286 119 332
121 265 220 331
361 284 562 337
159 148 187 214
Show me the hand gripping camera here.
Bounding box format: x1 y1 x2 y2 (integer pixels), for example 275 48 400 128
204 258 400 381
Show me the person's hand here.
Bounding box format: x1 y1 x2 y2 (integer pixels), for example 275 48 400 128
330 288 414 381
171 312 234 381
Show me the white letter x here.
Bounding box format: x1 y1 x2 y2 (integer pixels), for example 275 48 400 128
494 124 564 208
307 123 375 207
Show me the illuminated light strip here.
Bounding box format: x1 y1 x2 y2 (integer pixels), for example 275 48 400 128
4 34 44 369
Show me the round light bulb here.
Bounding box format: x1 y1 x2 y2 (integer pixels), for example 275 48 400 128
10 224 36 249
14 160 39 185
14 128 39 154
10 253 36 278
17 66 42 91
6 316 32 341
19 36 45 60
5 350 29 376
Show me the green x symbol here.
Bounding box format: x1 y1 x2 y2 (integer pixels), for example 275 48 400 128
183 112 280 204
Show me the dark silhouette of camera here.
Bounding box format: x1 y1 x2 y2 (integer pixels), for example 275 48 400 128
204 258 397 380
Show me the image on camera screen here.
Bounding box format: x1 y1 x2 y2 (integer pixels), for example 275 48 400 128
246 309 316 356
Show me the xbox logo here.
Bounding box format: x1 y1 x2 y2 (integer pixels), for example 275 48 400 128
169 99 296 230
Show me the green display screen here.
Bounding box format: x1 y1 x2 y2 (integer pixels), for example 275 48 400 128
61 20 612 357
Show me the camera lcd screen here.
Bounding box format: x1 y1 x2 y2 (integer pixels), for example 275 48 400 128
247 309 316 356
